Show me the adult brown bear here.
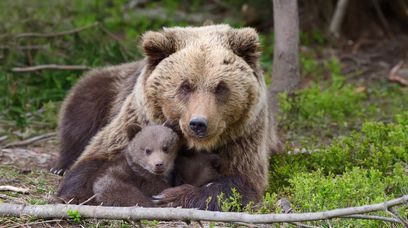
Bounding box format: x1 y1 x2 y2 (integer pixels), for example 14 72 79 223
56 24 281 210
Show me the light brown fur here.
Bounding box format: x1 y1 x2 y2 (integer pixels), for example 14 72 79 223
57 25 280 210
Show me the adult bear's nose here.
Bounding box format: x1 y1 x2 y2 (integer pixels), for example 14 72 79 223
189 116 208 137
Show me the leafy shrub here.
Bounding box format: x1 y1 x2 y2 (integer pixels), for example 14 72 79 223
279 57 366 136
269 112 408 192
288 166 407 227
267 113 407 226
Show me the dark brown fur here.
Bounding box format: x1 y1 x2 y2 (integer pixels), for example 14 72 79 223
173 151 223 187
53 62 142 174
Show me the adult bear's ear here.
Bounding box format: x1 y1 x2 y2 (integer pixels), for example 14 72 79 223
228 28 260 72
142 31 176 67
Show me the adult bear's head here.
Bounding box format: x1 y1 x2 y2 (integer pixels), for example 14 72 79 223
142 25 267 151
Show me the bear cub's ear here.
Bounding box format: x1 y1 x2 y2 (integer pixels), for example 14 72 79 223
126 123 142 140
142 31 176 66
228 28 260 69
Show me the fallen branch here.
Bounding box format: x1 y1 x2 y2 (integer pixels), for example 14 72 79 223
343 214 400 223
14 22 98 39
0 45 48 50
11 65 89 72
0 186 30 194
0 135 8 144
388 61 408 86
0 196 406 224
329 0 350 37
4 132 56 148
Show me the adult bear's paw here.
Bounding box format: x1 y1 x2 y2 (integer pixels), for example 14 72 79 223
152 184 198 208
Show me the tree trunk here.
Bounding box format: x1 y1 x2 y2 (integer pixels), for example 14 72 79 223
268 0 300 116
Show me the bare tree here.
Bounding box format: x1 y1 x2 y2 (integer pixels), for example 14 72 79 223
268 0 300 115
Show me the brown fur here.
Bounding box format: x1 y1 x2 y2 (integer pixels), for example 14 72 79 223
54 62 143 173
57 25 280 210
174 151 223 187
93 125 179 207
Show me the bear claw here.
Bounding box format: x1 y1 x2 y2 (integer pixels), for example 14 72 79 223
50 167 65 176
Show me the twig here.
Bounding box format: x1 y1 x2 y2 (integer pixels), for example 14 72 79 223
8 219 63 228
388 61 408 86
79 195 97 206
14 22 99 39
386 207 408 226
0 45 48 50
0 135 8 144
0 186 30 194
0 196 406 224
329 0 349 37
343 214 400 223
11 65 89 73
4 132 56 148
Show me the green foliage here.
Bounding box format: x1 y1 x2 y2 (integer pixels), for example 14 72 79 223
67 209 81 223
0 0 201 130
268 113 408 226
217 188 243 212
283 63 365 126
259 32 274 82
270 113 408 192
300 30 327 46
141 220 160 226
288 167 407 226
258 192 279 214
289 167 407 211
29 198 47 205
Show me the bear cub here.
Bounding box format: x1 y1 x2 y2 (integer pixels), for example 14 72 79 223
93 125 180 207
93 124 223 207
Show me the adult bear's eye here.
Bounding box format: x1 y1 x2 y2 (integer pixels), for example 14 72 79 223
179 81 193 95
215 81 229 99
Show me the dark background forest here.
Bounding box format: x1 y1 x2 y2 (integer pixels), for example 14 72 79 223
0 0 407 227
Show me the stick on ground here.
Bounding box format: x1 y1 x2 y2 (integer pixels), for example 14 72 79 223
0 196 406 224
0 186 30 194
4 132 56 148
11 65 89 73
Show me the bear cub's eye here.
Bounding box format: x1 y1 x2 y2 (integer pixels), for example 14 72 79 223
144 148 152 155
162 146 168 153
215 81 229 96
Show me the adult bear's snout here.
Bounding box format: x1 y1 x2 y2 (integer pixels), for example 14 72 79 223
189 116 208 138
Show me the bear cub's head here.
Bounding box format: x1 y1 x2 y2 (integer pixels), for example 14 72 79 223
175 151 224 187
125 125 180 176
142 25 264 151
